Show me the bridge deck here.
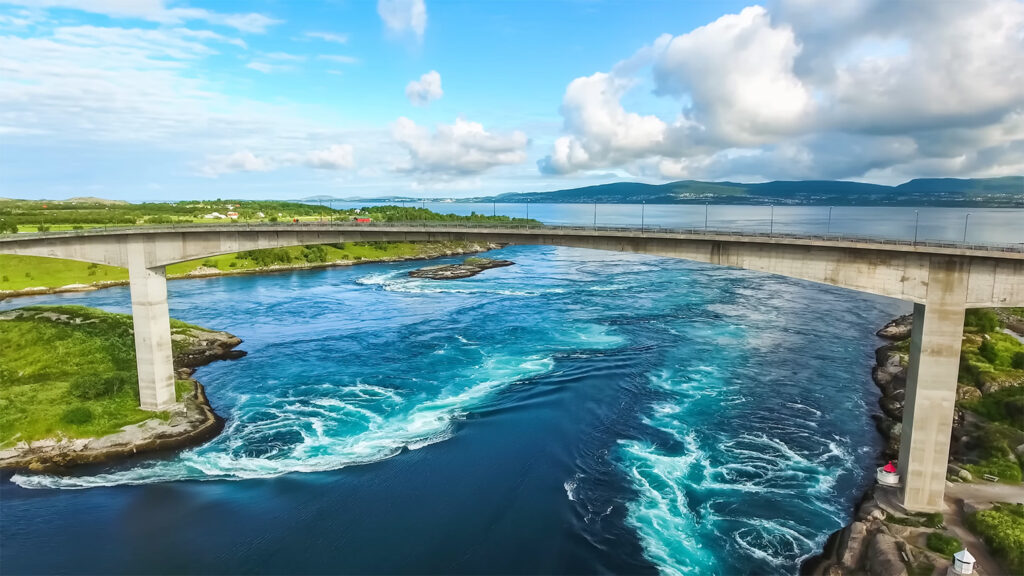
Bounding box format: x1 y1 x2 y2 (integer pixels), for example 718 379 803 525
2 222 1022 259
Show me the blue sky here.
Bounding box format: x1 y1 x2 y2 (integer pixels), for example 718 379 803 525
1 0 1022 201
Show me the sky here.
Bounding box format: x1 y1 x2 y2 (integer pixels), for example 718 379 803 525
1 0 1023 201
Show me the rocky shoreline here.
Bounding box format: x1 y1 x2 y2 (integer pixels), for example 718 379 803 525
0 242 504 301
803 314 1024 575
0 324 246 473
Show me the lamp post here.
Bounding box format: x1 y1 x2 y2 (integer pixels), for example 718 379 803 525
826 206 833 236
526 200 529 223
641 201 646 233
964 213 971 244
704 202 709 232
769 204 774 237
593 202 597 229
493 201 496 217
913 210 919 245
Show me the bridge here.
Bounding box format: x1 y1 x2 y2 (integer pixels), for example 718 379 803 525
2 222 1023 512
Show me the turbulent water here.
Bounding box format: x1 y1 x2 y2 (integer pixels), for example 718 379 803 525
0 245 906 574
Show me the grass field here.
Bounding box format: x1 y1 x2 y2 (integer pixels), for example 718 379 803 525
0 306 199 446
0 241 483 291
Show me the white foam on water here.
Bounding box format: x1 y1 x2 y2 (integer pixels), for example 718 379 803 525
11 354 559 490
618 364 859 574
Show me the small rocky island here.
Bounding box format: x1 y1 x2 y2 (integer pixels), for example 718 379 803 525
0 305 245 472
409 257 514 280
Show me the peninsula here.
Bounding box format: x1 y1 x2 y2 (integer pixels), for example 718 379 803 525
0 305 244 471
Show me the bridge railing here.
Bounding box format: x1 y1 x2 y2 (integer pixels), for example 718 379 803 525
2 220 1023 254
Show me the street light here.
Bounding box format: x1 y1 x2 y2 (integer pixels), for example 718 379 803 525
493 201 496 217
913 210 919 245
826 206 833 236
769 204 774 237
964 213 971 244
641 200 646 233
593 202 597 229
526 200 530 222
704 202 709 232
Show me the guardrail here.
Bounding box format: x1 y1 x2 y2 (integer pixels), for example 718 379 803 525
1 220 1022 254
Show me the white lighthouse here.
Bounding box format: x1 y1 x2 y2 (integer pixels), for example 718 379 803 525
948 548 975 576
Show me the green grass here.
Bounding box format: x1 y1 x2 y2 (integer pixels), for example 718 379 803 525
960 332 1024 388
0 305 201 446
925 531 962 557
0 255 127 290
967 503 1024 573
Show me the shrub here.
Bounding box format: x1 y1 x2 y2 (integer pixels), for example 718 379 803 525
1012 352 1024 370
1 275 7 282
36 224 50 232
268 216 278 222
300 244 329 263
968 504 1024 573
926 532 961 557
60 406 94 426
202 259 218 268
237 248 293 267
964 458 1023 483
965 309 1000 333
979 339 999 364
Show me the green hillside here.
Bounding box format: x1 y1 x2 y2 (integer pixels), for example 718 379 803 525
481 177 1024 206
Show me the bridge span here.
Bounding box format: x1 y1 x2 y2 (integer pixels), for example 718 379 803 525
2 222 1023 512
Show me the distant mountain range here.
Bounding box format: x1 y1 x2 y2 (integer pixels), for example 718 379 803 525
474 177 1023 207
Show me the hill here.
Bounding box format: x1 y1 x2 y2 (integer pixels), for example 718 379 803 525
477 176 1023 206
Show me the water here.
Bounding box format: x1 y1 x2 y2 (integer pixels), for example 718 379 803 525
1 245 909 574
328 202 1024 246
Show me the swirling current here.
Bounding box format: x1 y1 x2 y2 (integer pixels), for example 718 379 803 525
0 245 906 574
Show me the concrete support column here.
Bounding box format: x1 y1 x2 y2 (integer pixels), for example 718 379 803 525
898 257 968 511
127 241 176 411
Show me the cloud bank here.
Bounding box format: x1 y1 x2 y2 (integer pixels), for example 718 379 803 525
541 0 1024 183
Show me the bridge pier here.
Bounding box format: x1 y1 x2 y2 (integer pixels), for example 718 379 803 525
127 242 176 411
898 257 968 512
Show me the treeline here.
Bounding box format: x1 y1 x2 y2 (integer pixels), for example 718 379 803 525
0 200 541 231
357 205 538 224
0 199 339 228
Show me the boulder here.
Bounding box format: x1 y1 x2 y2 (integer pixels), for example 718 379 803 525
839 522 869 568
956 386 982 402
877 315 913 341
866 533 908 576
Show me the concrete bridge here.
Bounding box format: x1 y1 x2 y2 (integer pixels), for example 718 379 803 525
2 222 1023 512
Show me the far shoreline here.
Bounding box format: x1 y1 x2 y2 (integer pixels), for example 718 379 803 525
0 242 504 301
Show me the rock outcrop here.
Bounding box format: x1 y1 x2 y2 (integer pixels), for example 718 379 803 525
409 257 514 280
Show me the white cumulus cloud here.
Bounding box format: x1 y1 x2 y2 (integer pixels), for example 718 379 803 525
202 145 356 177
392 117 527 177
405 70 442 106
303 145 355 170
377 0 426 41
541 0 1024 183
